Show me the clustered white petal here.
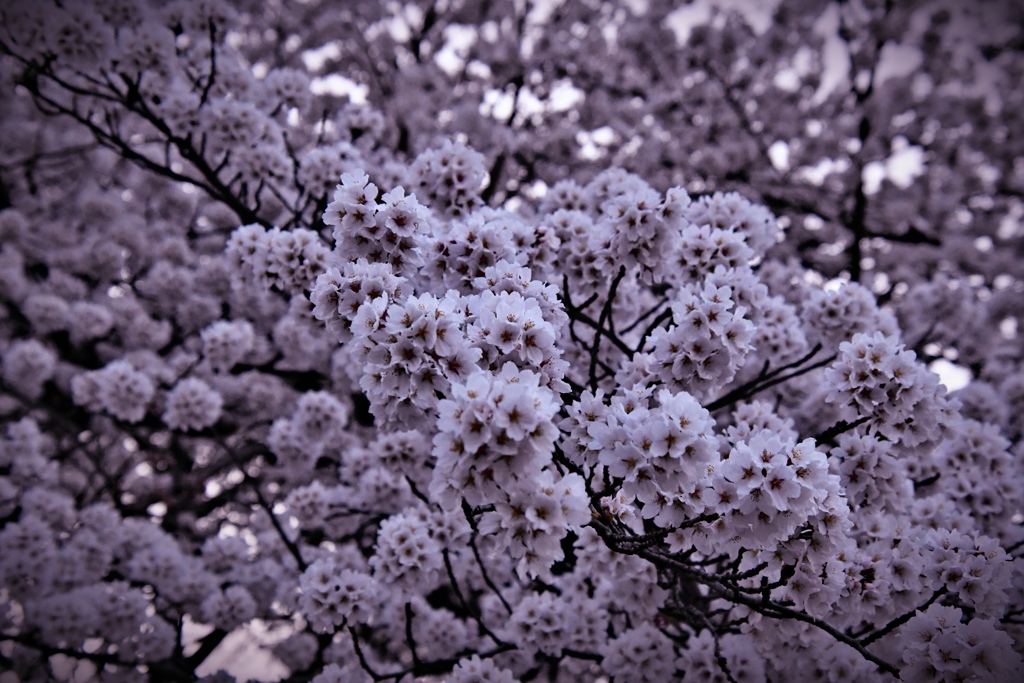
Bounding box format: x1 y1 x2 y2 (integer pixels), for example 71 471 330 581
163 377 223 431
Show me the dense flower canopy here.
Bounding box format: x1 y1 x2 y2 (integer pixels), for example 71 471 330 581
1 0 1023 682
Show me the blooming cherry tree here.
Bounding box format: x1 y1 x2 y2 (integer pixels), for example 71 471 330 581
1 1 1022 682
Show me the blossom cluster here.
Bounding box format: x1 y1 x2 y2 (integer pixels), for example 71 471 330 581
826 332 958 447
